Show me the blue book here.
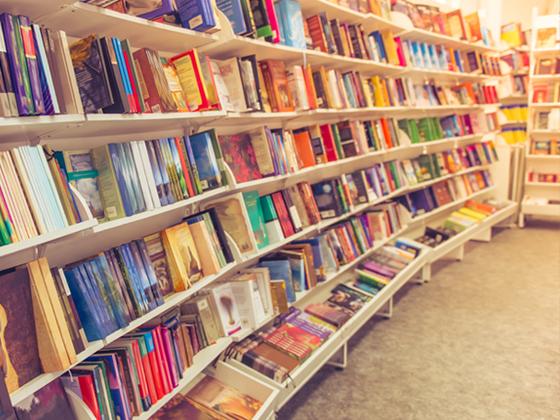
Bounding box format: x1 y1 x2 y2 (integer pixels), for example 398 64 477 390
152 140 175 204
63 266 105 341
216 0 247 35
83 261 119 335
119 243 151 314
259 259 295 303
187 130 221 191
342 74 357 108
92 256 130 329
115 245 148 315
278 251 306 292
410 41 422 67
275 0 306 49
120 142 146 213
293 238 325 280
107 143 134 216
145 140 168 206
88 354 132 420
136 239 165 306
454 50 464 72
111 37 133 100
428 44 439 69
128 240 158 311
176 0 216 32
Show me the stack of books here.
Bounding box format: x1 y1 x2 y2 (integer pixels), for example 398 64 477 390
527 171 560 184
534 109 560 130
531 139 559 155
352 239 422 294
532 81 560 104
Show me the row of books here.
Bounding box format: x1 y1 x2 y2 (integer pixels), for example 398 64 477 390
393 2 490 44
397 113 478 143
501 105 528 122
258 201 409 304
527 172 560 184
397 170 494 218
400 142 498 187
534 56 560 75
534 110 560 130
501 128 527 145
414 200 500 248
402 39 500 76
227 238 422 383
0 13 85 117
531 140 560 155
0 145 84 248
532 82 560 104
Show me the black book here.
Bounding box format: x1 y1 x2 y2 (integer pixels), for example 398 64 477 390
312 179 344 219
99 37 128 113
69 35 114 113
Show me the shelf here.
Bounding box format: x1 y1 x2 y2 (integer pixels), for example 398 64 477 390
530 129 560 135
39 2 219 54
530 103 560 109
405 165 490 194
525 182 560 187
0 219 98 272
399 28 499 53
533 48 560 56
521 201 560 217
526 154 560 160
133 337 233 420
404 67 492 82
531 74 560 82
0 114 85 147
499 95 528 103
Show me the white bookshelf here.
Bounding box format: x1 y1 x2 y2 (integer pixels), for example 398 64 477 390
520 10 560 226
0 1 509 417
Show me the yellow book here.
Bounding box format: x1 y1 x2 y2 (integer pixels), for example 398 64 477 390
162 222 203 291
319 66 334 109
370 76 386 107
27 260 71 372
450 210 479 223
458 207 487 220
381 30 399 66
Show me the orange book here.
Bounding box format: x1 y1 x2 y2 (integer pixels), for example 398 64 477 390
292 129 316 168
259 60 294 112
379 118 394 149
303 64 318 109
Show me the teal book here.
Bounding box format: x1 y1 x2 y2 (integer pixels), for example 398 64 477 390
243 190 269 249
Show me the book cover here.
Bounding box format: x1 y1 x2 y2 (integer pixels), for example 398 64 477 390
212 195 257 255
243 190 269 250
218 133 262 183
15 378 74 420
304 302 353 328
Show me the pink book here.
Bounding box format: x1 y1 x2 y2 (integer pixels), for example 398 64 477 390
264 0 280 43
152 327 173 395
161 327 180 388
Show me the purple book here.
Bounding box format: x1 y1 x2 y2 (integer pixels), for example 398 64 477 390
137 0 175 20
18 15 45 114
361 260 398 279
289 313 333 341
0 13 30 115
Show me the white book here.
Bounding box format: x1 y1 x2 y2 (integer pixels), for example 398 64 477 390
209 283 242 336
35 146 69 229
327 70 343 109
130 141 154 211
243 267 274 319
0 152 35 240
229 277 266 330
209 60 234 112
11 148 51 234
137 141 161 208
215 58 248 112
32 23 60 114
265 219 284 244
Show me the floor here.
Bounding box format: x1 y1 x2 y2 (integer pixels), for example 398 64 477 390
279 220 560 420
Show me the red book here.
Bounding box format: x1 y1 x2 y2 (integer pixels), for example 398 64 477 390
76 374 101 420
394 37 407 66
130 335 159 404
306 15 327 52
271 192 295 237
175 136 196 197
319 124 339 162
135 331 165 400
383 163 397 192
169 49 211 111
151 326 173 395
128 339 151 411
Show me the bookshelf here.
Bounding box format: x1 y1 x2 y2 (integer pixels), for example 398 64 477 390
0 1 514 419
519 10 560 226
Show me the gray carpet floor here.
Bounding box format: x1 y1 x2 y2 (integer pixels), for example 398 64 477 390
278 221 560 420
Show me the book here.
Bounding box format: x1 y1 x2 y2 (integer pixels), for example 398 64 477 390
218 133 262 183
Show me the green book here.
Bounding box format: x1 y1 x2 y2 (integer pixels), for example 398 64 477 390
417 155 435 181
12 15 34 114
243 190 269 249
431 154 441 178
417 118 432 142
331 124 344 159
91 145 126 220
259 195 278 222
388 161 401 189
407 119 420 143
